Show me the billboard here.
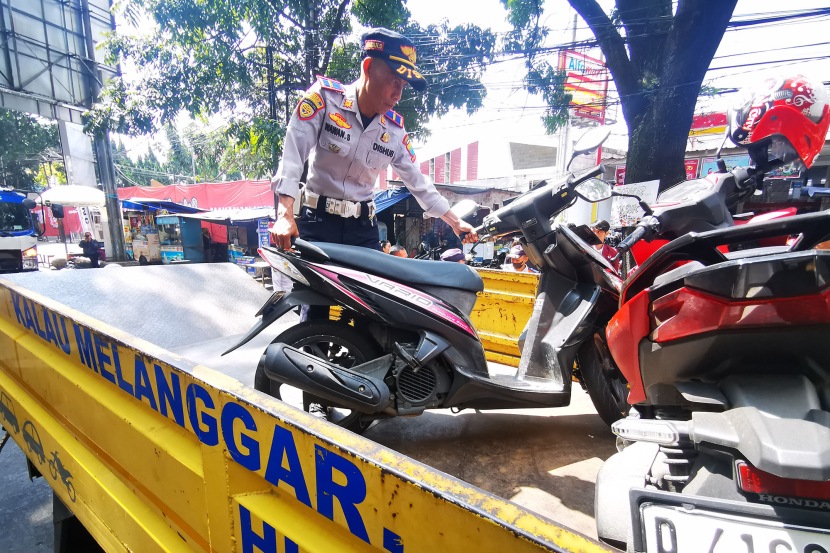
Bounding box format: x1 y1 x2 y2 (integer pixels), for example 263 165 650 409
0 0 118 123
690 112 727 137
558 50 608 122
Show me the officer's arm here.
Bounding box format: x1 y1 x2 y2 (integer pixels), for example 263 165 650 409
391 138 478 242
391 135 450 218
270 86 326 248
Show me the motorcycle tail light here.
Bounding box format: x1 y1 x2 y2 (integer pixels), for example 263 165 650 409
258 247 310 286
737 461 830 500
649 286 830 343
23 247 37 257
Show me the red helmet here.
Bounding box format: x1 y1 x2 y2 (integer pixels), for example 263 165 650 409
728 75 829 169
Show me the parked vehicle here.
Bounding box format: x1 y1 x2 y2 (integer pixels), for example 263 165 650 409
225 127 633 431
0 189 39 273
595 74 830 552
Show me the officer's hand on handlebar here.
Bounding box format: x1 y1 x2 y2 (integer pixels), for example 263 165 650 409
455 220 479 244
270 194 299 250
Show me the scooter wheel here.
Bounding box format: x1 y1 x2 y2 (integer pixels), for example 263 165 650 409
576 333 630 427
254 320 382 435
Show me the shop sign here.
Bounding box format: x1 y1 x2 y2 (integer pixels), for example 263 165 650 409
685 159 699 180
615 166 626 185
558 50 608 122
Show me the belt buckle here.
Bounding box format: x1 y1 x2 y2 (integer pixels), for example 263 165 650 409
346 202 359 218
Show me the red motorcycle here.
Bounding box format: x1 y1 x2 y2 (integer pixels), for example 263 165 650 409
594 74 830 552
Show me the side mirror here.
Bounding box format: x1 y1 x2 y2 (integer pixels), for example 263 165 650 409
450 199 479 219
22 198 37 209
573 126 611 156
574 179 612 202
570 126 611 164
51 203 65 219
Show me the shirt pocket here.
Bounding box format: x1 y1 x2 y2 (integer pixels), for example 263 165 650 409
319 135 351 157
365 150 392 171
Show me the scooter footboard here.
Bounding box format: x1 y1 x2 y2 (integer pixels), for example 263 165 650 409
517 270 602 386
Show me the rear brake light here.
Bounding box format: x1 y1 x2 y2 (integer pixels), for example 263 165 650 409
650 286 830 342
737 461 830 500
23 247 37 257
258 247 309 286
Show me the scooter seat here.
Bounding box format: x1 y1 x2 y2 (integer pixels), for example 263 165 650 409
310 242 484 292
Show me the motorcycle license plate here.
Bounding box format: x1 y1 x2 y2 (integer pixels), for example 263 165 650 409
641 503 830 553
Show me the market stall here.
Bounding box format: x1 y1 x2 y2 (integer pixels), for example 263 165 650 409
121 198 209 264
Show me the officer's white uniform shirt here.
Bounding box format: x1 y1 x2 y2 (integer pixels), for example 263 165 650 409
271 78 451 218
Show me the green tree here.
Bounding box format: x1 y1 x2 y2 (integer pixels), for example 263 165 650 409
506 0 738 189
0 109 63 191
86 0 497 161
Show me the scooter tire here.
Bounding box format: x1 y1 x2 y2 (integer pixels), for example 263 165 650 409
254 320 382 435
577 333 630 428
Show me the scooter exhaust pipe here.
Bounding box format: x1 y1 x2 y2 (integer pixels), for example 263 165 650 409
262 344 392 414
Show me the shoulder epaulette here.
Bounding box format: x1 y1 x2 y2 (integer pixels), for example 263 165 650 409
385 110 404 127
316 76 345 94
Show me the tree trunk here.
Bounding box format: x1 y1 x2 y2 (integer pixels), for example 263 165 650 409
623 87 694 189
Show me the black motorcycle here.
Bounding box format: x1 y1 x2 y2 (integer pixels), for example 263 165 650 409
226 127 631 431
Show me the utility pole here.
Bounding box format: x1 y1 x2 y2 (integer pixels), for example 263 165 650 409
80 0 126 261
266 46 277 122
191 148 197 185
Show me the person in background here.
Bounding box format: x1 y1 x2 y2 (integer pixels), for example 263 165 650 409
389 245 408 258
440 248 466 264
503 244 538 273
202 228 214 262
589 219 621 271
409 248 418 258
80 232 101 268
380 240 391 254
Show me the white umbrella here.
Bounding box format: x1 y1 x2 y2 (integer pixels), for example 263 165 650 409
37 185 105 207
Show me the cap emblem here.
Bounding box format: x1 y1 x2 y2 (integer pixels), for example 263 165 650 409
365 40 384 52
400 45 417 64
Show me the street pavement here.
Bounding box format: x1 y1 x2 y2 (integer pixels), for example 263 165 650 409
0 436 54 552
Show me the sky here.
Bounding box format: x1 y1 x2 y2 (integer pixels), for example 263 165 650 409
115 0 830 169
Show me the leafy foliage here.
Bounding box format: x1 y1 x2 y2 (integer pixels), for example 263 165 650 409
0 109 64 191
112 123 283 187
87 0 500 155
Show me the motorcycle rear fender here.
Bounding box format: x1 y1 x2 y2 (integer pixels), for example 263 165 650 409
221 288 333 355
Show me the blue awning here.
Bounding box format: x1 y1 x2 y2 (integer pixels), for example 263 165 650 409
375 186 411 213
121 198 206 214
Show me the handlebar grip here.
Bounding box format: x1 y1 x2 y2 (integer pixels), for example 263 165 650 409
617 225 648 254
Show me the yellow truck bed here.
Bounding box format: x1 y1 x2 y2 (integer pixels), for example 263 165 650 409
0 265 611 553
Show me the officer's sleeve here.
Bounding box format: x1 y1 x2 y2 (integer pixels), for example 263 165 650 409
391 133 450 218
271 84 326 199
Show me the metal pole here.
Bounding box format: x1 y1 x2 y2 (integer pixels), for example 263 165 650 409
191 149 197 185
80 0 126 261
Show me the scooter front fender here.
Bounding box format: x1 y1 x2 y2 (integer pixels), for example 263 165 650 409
221 288 332 355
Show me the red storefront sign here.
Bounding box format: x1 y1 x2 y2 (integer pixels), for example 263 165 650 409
685 159 700 180
615 160 698 186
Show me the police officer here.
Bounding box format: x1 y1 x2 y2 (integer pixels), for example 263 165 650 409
270 28 478 250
